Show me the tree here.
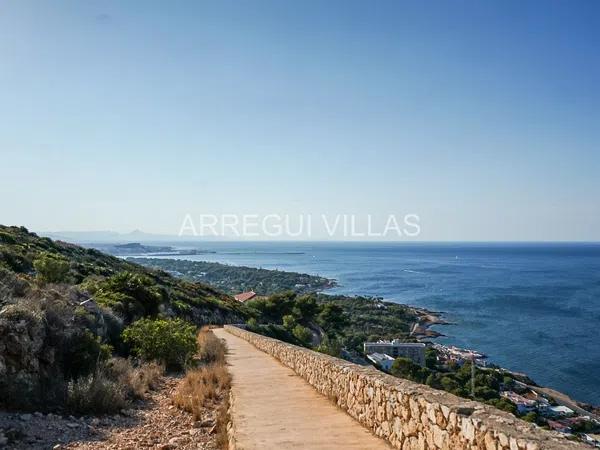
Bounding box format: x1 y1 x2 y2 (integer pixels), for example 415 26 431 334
390 357 429 382
33 252 70 283
282 314 297 331
317 303 347 334
249 291 296 321
440 376 461 393
292 295 319 321
425 347 438 369
316 334 342 357
292 324 313 346
122 318 196 369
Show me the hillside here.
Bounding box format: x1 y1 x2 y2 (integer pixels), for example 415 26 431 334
0 225 247 410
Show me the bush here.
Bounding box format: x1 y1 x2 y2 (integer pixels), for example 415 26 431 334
0 248 33 273
33 253 70 283
282 314 297 330
95 272 163 321
197 328 226 364
63 329 110 380
172 364 231 420
67 371 128 414
122 318 197 370
106 357 163 399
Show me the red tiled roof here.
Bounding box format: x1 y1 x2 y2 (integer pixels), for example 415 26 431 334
234 291 257 302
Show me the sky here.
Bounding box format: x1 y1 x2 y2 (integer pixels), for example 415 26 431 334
0 0 599 240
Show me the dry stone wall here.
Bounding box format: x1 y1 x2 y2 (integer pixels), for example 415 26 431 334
224 325 586 450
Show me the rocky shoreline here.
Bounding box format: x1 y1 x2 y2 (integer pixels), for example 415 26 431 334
409 307 450 339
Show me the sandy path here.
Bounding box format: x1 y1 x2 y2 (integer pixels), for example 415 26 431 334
214 328 391 450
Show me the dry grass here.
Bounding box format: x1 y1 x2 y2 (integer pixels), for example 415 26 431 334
174 329 232 448
67 370 129 414
214 390 231 449
106 357 164 399
197 326 227 364
173 329 231 421
172 363 231 420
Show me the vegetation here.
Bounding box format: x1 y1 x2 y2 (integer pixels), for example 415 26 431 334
197 327 226 364
66 370 129 414
173 328 231 448
66 358 164 414
33 252 70 283
130 257 335 295
172 364 231 420
122 318 197 370
0 224 247 413
389 349 518 415
242 290 418 359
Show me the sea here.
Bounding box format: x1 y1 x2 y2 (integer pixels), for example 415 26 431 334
140 241 600 405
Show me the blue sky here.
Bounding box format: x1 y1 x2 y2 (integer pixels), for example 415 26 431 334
1 1 599 240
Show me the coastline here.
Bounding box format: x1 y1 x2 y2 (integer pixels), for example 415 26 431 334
409 307 449 340
125 254 599 415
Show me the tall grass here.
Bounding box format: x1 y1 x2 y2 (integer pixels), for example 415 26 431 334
67 370 128 414
67 358 164 414
107 357 164 399
197 326 226 364
172 364 231 420
173 328 230 417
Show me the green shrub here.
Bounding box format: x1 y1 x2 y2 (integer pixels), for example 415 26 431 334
95 272 163 321
0 248 32 273
292 324 312 345
122 318 196 370
67 371 128 414
62 329 109 380
33 252 70 283
282 314 297 330
246 318 258 330
0 232 16 244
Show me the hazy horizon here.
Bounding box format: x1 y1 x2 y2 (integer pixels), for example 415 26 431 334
2 1 599 241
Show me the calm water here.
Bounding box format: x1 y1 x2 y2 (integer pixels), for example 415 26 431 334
145 241 600 405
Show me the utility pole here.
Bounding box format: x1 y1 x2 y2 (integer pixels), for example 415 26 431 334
471 354 476 398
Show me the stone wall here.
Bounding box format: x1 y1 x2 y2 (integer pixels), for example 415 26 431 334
224 325 586 450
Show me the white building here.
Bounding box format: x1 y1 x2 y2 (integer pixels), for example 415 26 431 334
547 405 575 417
363 340 426 366
367 353 395 371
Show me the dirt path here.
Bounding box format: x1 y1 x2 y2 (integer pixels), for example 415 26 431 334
64 377 219 450
214 328 391 450
0 377 220 450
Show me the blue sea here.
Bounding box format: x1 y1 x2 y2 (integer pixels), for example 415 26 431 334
145 241 600 405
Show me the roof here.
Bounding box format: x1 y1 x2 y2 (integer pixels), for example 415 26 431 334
549 405 574 414
365 340 426 347
234 291 257 302
367 353 395 363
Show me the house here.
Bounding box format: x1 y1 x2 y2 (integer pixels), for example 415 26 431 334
363 340 426 366
500 391 537 414
547 405 575 417
234 291 257 302
367 353 395 372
